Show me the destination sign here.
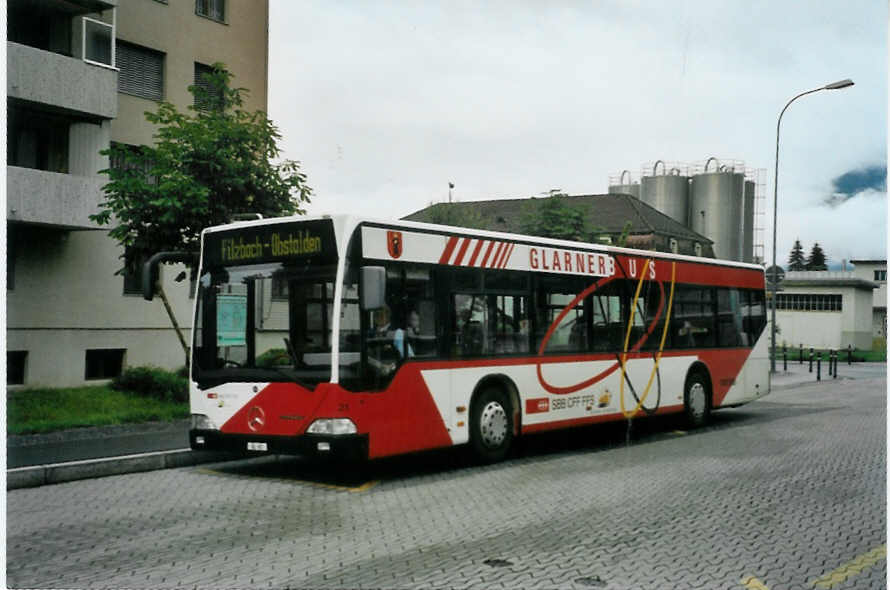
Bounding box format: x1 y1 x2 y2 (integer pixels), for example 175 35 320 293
204 219 337 267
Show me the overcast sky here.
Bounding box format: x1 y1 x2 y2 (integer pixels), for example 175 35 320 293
268 1 887 265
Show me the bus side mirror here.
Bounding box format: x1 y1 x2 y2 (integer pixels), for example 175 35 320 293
361 266 386 310
142 251 197 301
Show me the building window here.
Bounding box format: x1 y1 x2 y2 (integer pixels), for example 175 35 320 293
122 247 145 296
874 270 886 282
85 349 126 380
193 62 225 110
196 0 225 22
82 17 114 67
7 106 69 173
7 351 28 385
7 224 16 291
775 293 842 312
116 41 164 101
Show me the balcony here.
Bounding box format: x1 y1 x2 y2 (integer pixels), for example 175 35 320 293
7 41 117 120
7 166 106 229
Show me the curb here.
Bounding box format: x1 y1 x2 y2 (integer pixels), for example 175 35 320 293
7 449 243 490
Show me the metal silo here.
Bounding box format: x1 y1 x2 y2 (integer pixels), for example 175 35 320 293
743 180 755 263
690 159 745 261
641 160 690 225
608 170 641 199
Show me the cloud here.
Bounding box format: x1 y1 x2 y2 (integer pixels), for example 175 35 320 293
824 165 887 206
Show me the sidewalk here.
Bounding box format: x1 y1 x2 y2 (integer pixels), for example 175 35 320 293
8 362 885 490
770 360 886 390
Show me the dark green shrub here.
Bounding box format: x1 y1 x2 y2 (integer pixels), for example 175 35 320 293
112 366 188 403
256 348 290 368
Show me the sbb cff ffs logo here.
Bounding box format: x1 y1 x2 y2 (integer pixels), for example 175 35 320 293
526 398 550 414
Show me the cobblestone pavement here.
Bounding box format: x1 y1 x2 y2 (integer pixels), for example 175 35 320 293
7 375 886 589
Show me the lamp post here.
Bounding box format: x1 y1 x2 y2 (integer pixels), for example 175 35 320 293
770 78 854 373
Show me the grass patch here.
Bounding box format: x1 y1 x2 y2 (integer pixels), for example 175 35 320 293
8 385 189 435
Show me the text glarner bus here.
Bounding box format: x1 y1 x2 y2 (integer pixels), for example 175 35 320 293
189 215 769 462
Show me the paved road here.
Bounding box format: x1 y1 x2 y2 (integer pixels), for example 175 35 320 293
7 374 886 589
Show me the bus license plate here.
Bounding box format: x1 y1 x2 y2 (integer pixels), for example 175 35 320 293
247 442 268 451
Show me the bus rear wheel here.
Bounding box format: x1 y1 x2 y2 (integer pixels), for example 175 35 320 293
684 371 711 428
469 387 513 463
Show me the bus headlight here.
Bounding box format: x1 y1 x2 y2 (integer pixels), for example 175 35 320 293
191 414 218 430
306 418 357 435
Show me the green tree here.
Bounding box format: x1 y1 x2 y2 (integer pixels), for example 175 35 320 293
91 63 312 358
519 190 592 241
92 63 311 271
423 202 490 229
788 239 806 271
806 242 828 270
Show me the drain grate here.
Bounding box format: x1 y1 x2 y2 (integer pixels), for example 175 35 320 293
575 575 607 587
483 558 514 568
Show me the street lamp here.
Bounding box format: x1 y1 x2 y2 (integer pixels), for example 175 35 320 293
770 78 854 373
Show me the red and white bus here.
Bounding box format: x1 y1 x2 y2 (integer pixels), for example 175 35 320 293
187 215 769 462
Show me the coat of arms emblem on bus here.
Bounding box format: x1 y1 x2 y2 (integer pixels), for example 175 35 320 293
387 230 403 259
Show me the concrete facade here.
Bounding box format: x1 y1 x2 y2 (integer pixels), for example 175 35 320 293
850 259 887 341
775 271 876 351
7 0 269 388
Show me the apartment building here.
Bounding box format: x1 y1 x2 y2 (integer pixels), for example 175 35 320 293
7 0 269 387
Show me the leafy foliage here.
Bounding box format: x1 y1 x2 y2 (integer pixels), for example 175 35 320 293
91 64 312 272
806 242 828 271
112 366 188 403
519 191 593 241
787 239 806 271
423 202 491 229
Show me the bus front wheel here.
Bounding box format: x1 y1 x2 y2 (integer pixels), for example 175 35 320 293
684 371 711 428
469 387 513 463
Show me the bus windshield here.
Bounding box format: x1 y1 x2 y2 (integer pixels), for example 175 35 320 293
193 261 341 388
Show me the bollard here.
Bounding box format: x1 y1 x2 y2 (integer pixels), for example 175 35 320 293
783 347 787 372
816 353 821 381
799 344 803 364
809 348 814 373
832 350 838 378
847 344 852 365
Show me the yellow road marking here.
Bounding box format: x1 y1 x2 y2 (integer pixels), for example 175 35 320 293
740 575 770 590
669 430 688 436
196 467 378 493
810 544 886 589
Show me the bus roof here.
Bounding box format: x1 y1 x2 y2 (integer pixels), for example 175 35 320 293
202 213 765 273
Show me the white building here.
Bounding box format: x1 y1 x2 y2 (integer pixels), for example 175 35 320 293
774 270 876 351
849 259 887 342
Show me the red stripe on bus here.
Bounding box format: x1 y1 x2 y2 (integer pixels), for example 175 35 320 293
498 243 516 269
439 236 459 264
467 239 486 267
480 241 496 267
453 238 472 265
489 243 505 268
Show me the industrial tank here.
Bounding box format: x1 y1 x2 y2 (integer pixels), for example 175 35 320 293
743 180 755 263
608 170 641 199
641 161 689 225
689 164 745 261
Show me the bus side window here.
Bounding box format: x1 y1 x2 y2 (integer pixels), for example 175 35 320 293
718 288 744 347
453 293 486 356
591 283 622 352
